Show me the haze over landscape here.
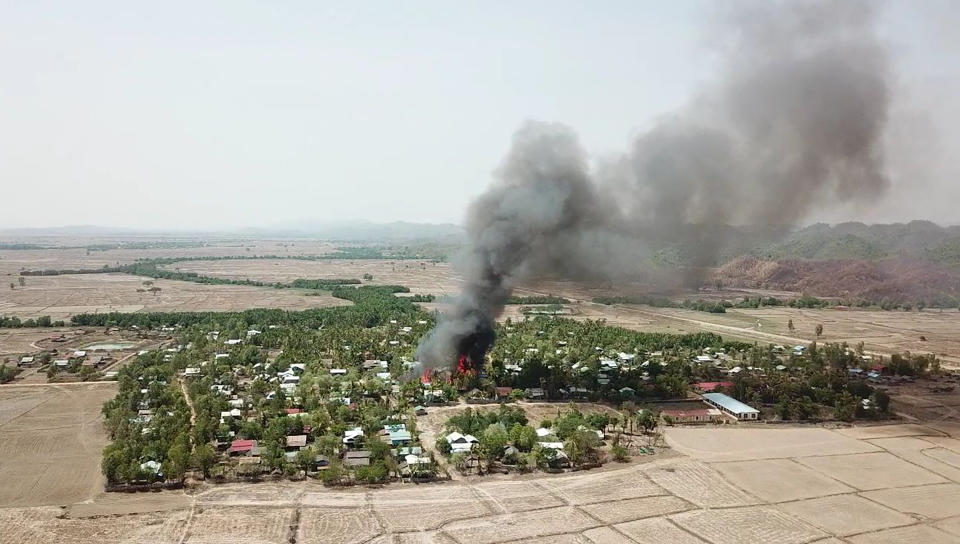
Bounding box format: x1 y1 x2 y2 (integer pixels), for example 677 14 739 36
1 0 959 230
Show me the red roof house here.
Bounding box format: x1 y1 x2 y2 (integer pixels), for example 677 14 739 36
693 381 732 393
227 439 257 454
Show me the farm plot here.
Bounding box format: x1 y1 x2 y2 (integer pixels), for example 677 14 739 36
0 383 115 507
0 242 336 276
861 483 960 519
573 301 960 367
165 259 462 296
195 483 303 506
710 459 853 503
441 506 597 544
0 506 189 544
297 507 382 544
0 273 349 319
0 327 76 356
847 524 959 544
779 495 914 537
470 480 565 513
393 532 459 544
665 427 880 461
613 517 707 544
835 424 940 440
2 416 960 543
580 495 692 525
371 485 490 532
184 506 293 544
644 460 759 508
796 452 947 490
538 467 665 505
672 506 826 544
582 526 643 544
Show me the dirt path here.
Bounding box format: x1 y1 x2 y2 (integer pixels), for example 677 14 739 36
597 302 907 362
416 401 472 481
1 380 117 388
179 377 197 433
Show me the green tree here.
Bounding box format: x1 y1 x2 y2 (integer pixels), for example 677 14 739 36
509 424 537 452
435 435 452 455
480 423 509 468
193 443 217 477
563 429 598 468
871 389 891 413
834 392 857 422
320 459 345 485
296 446 316 472
636 409 658 433
166 441 191 481
101 445 128 483
316 434 340 456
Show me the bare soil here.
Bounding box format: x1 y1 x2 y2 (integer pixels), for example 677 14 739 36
1 422 960 542
0 383 116 507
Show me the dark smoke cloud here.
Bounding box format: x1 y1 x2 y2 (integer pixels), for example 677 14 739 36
416 0 891 370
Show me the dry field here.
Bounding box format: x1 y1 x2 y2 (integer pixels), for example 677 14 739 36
0 383 115 507
0 327 78 357
165 258 462 296
4 245 959 367
567 302 960 368
0 240 336 274
0 410 955 544
158 257 960 366
8 422 960 543
0 273 349 320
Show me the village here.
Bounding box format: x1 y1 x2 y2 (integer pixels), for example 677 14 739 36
82 291 933 490
0 253 958 543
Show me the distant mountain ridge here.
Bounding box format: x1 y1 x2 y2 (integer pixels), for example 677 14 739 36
743 221 960 264
0 221 466 242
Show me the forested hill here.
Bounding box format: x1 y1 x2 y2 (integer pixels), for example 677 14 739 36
737 221 960 264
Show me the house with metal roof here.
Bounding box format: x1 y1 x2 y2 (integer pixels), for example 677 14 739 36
701 392 760 420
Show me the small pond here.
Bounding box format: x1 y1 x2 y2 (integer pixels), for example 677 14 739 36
83 342 137 351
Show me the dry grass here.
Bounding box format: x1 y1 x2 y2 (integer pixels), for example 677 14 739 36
779 495 914 537
2 424 960 542
0 383 115 507
711 459 853 503
0 273 349 319
796 452 947 491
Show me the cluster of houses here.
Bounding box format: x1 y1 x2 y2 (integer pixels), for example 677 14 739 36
442 425 606 467
46 349 115 373
219 420 433 477
176 333 438 479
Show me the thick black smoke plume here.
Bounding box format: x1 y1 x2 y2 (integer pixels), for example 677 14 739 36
416 0 890 370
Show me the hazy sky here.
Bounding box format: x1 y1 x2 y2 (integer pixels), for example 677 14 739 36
1 1 957 230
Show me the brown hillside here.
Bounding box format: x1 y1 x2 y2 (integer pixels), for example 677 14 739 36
714 256 960 303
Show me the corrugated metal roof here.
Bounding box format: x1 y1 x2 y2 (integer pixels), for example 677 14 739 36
702 392 759 415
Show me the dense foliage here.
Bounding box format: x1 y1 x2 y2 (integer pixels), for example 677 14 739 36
290 278 361 289
100 351 192 484
0 315 64 328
